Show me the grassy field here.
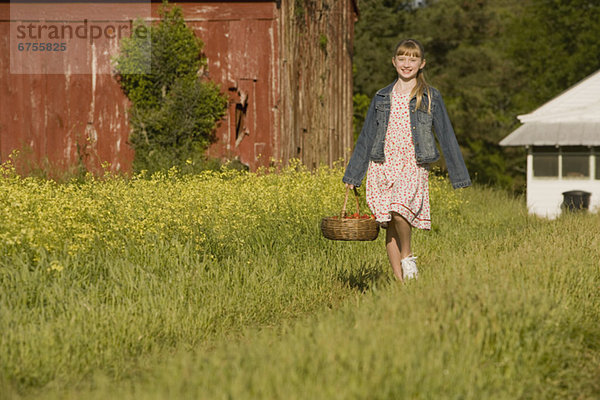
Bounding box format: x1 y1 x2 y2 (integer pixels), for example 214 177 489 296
1 161 598 399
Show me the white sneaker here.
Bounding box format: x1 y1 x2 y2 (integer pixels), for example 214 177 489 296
401 255 418 280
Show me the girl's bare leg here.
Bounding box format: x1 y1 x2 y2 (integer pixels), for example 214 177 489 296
385 212 412 281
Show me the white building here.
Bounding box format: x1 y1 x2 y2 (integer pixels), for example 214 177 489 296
500 70 600 218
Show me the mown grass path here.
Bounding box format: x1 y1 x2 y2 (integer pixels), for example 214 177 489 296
1 165 598 399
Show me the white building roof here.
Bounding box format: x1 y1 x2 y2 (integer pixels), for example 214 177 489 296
500 69 600 146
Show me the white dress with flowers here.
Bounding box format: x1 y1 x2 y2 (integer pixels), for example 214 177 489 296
365 91 431 230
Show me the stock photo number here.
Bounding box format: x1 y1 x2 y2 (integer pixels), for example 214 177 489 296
17 42 67 52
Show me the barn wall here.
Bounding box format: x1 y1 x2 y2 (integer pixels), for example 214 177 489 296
0 3 137 174
179 2 279 170
0 1 280 173
279 0 356 169
0 0 356 174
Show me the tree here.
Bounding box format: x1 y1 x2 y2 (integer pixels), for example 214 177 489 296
113 0 228 173
353 0 414 97
508 0 600 111
352 0 413 139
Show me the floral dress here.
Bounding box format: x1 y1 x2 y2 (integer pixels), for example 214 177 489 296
365 91 431 230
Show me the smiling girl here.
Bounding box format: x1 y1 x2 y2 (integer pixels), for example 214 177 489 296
343 38 470 282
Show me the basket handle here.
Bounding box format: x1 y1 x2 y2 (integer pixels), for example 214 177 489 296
341 187 361 218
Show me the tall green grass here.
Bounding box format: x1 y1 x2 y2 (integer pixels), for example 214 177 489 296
1 165 598 399
0 163 391 396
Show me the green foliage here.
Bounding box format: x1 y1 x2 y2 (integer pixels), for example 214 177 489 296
353 0 414 97
113 1 227 174
507 0 600 110
352 93 371 141
129 76 228 172
319 33 328 52
294 0 306 20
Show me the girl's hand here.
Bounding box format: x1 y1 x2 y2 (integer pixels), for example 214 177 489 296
345 183 355 190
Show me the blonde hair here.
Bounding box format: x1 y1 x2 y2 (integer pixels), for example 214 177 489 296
394 39 431 113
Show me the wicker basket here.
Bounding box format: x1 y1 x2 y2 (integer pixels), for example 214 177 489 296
321 187 379 241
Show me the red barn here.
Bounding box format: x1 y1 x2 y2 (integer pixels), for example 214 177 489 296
0 0 357 174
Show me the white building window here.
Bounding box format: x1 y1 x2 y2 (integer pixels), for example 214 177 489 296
562 146 589 178
532 146 592 179
532 146 558 177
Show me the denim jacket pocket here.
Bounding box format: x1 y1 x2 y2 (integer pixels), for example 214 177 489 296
375 103 389 130
417 110 433 134
371 102 390 160
414 110 438 161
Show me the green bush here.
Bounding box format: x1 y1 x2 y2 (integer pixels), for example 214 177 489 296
113 0 228 174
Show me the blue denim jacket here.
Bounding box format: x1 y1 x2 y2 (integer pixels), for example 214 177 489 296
343 80 471 189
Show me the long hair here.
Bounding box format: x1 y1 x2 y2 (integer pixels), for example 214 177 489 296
394 39 431 113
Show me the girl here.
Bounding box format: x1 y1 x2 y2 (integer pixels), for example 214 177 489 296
343 39 470 282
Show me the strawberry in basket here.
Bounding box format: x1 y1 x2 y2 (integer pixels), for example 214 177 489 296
332 212 375 220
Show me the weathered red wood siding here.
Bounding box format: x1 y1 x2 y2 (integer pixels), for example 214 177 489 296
182 2 280 169
0 2 137 174
0 0 356 174
279 0 357 169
